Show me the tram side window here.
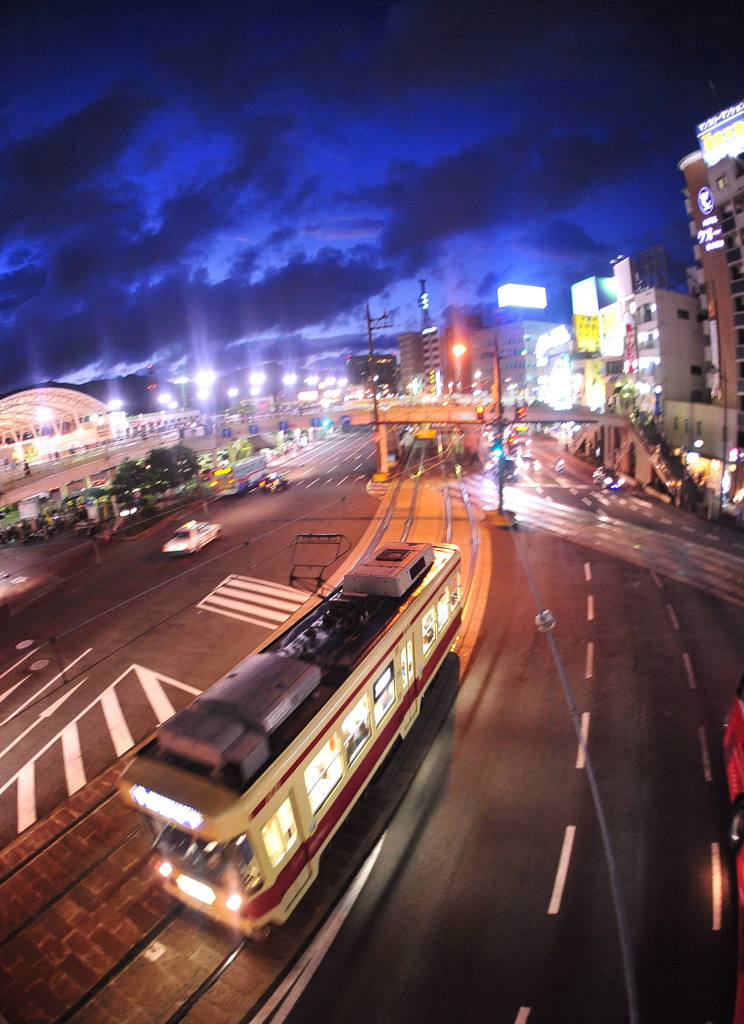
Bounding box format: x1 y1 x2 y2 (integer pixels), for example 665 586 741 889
449 571 461 612
373 663 395 725
437 590 449 631
342 694 371 765
422 607 436 654
262 797 298 869
305 734 343 813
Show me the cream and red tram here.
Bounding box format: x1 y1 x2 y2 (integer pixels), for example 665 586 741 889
119 542 461 934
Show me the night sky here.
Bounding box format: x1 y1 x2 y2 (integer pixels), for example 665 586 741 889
1 0 743 394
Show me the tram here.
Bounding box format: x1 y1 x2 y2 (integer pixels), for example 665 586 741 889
118 541 462 934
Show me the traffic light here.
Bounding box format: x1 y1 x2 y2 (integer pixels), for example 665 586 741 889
490 432 504 459
476 404 484 421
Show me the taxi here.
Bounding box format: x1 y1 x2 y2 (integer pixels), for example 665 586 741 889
162 520 222 555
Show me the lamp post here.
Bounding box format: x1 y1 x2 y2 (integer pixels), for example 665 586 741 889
452 343 466 392
366 301 393 479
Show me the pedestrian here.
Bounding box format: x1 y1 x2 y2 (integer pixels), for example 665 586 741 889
23 460 30 476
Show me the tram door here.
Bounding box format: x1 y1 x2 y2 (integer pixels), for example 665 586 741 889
399 638 416 733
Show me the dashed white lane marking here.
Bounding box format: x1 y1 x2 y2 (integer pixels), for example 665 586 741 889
583 562 592 582
666 604 680 631
712 843 722 931
587 595 594 621
548 826 576 914
682 652 696 690
585 641 594 680
698 727 712 783
576 712 590 770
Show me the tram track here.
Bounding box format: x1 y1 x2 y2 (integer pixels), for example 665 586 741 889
0 444 486 1024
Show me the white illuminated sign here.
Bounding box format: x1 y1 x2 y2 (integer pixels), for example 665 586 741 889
497 284 547 310
130 784 205 830
697 100 744 166
697 214 724 252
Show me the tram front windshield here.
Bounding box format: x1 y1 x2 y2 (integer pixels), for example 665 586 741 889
141 816 262 890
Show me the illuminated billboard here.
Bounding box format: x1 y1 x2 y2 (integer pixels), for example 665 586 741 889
697 100 744 167
599 303 623 357
573 314 600 353
497 284 547 309
570 276 616 317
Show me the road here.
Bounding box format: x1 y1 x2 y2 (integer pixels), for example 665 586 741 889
273 434 744 1024
0 431 383 844
1 429 743 1023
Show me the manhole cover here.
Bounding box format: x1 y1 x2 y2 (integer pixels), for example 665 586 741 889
16 640 35 649
30 660 50 671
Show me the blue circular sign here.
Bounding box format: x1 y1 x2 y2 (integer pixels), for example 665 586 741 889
698 186 715 216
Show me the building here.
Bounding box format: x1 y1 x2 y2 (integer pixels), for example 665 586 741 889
679 98 744 509
397 329 443 395
346 354 399 394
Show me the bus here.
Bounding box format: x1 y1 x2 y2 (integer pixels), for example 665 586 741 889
723 674 744 1023
118 541 462 935
209 454 268 495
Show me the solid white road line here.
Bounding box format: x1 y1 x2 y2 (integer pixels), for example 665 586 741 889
138 672 176 724
0 646 40 680
585 641 594 680
62 722 87 794
576 712 590 770
16 762 36 833
0 648 93 727
548 826 576 914
666 604 680 631
100 688 134 756
711 842 722 931
251 835 385 1023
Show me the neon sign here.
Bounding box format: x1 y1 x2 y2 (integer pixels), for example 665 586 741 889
130 784 205 830
697 215 724 252
697 100 744 167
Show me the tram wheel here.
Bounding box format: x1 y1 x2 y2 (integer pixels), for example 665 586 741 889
729 799 744 851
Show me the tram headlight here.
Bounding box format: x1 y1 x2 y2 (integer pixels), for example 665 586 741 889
176 874 216 905
158 861 174 878
226 893 243 912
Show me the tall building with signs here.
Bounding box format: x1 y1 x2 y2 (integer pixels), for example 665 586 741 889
679 97 744 508
396 281 443 395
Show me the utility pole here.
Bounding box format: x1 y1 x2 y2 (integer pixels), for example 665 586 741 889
366 301 393 479
486 333 513 527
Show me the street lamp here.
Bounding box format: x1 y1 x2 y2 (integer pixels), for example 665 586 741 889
366 301 393 479
173 376 189 408
452 343 466 392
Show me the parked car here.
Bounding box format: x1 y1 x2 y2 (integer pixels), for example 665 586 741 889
259 472 289 493
593 467 624 491
162 520 222 555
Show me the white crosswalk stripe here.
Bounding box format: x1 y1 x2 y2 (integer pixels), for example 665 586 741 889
198 574 308 627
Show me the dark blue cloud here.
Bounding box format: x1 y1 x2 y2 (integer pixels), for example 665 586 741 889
0 0 742 393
